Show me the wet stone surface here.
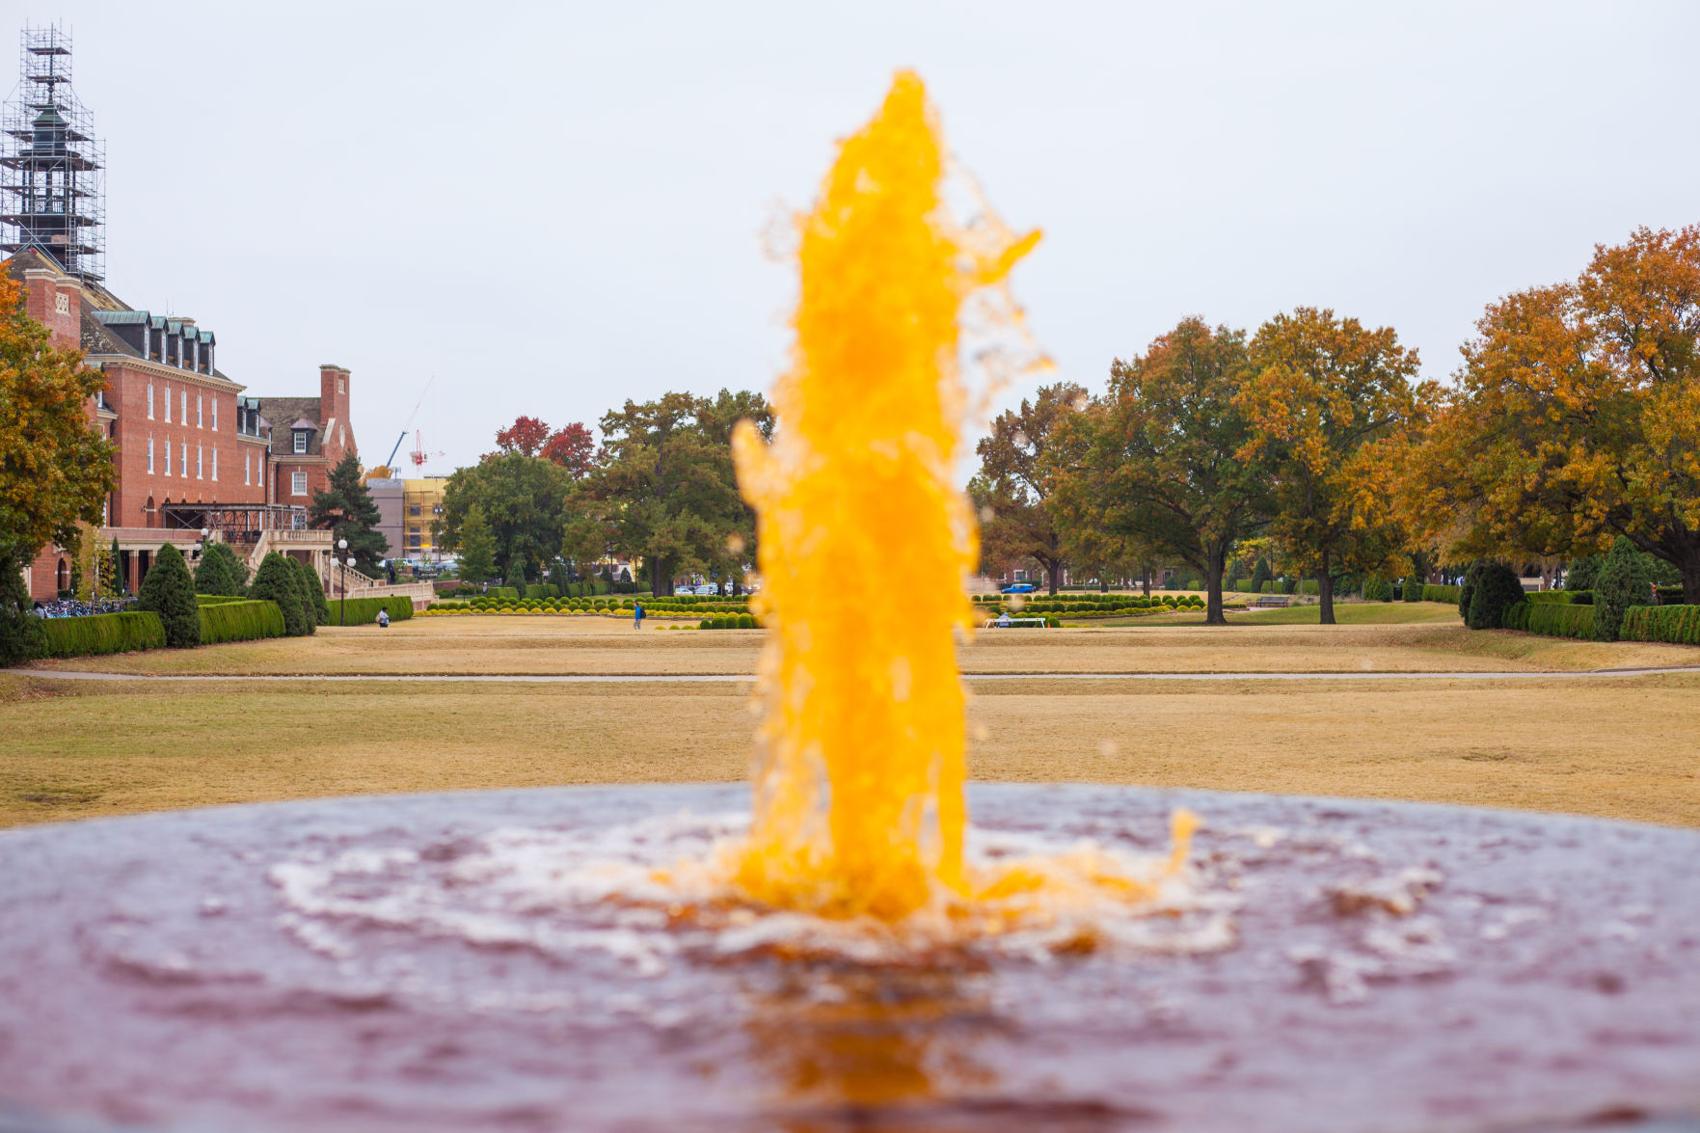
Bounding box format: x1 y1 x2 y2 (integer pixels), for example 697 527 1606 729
2 784 1698 1132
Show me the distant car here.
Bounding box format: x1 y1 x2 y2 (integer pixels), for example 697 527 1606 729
674 585 697 596
695 583 720 596
1001 583 1037 594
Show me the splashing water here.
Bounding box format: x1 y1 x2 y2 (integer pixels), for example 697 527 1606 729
721 71 1195 926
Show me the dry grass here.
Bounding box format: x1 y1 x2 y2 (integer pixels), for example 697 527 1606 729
22 614 1700 676
3 667 1697 831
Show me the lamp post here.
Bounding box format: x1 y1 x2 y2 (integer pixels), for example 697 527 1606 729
337 538 349 625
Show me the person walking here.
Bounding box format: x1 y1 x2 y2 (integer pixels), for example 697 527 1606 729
633 601 646 630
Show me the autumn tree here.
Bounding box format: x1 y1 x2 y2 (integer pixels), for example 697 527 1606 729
576 390 771 595
1236 307 1426 624
309 453 389 573
972 382 1085 595
541 422 597 478
436 452 574 583
1064 318 1272 624
0 271 115 661
1410 226 1700 596
494 415 552 458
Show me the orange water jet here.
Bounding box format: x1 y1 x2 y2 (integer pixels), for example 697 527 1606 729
728 71 1191 924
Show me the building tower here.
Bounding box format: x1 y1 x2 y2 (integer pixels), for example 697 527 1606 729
1 24 105 281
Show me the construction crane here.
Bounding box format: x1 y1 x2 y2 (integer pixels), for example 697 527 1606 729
410 430 447 470
371 377 436 477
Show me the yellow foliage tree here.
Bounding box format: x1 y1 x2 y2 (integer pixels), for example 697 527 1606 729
1410 226 1700 597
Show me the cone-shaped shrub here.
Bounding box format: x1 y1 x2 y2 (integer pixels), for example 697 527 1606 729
250 552 310 636
292 557 329 626
1464 561 1525 630
138 543 201 648
1593 536 1651 642
194 540 247 596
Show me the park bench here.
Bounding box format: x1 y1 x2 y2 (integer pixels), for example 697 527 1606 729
1251 595 1291 608
984 616 1050 629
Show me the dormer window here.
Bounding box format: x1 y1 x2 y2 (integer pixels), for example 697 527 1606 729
293 429 309 455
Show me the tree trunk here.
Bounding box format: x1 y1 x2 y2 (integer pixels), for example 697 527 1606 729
1099 575 1108 594
1045 559 1062 596
1318 547 1336 625
650 555 671 597
1204 546 1228 626
1141 567 1151 598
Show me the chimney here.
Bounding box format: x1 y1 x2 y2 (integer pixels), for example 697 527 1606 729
319 364 349 422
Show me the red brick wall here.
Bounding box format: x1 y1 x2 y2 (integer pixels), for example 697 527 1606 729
318 365 355 466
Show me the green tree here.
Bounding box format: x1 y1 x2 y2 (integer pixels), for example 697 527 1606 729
454 502 498 584
972 382 1085 596
1463 560 1525 630
138 544 201 648
1593 536 1652 642
1237 308 1425 625
578 390 772 595
103 537 125 598
0 562 41 665
292 557 329 627
436 452 574 584
250 552 310 636
309 453 389 574
1062 319 1272 624
194 541 247 596
0 270 115 624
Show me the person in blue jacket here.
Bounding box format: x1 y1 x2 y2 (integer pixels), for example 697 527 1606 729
633 601 646 629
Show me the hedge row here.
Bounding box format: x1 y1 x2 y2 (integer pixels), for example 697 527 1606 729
699 615 759 630
1297 580 1321 596
33 611 165 658
1502 601 1595 640
198 599 287 645
194 594 252 606
1526 590 1593 606
464 595 749 615
1422 584 1462 604
325 596 415 624
1620 605 1700 645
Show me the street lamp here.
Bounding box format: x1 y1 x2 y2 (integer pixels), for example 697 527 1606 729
337 538 349 625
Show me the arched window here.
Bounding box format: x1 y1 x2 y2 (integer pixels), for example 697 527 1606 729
56 558 70 594
145 495 156 528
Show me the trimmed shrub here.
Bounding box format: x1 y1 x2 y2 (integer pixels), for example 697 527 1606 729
1655 585 1686 606
1402 577 1425 603
1621 604 1700 646
285 558 321 634
33 611 165 658
138 544 201 648
250 552 311 637
1361 575 1395 602
1525 591 1573 605
290 558 329 627
1232 577 1254 593
1297 579 1320 596
198 599 287 645
1 558 42 666
524 584 559 600
1593 536 1651 642
193 541 247 596
1464 561 1524 630
487 586 520 600
325 596 414 625
1422 583 1462 604
1502 601 1595 640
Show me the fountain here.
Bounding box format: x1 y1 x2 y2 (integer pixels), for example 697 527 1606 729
3 73 1698 1132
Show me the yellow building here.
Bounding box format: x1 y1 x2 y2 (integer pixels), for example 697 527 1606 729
401 476 450 561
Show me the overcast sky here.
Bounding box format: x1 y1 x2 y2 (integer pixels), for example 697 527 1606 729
13 1 1699 472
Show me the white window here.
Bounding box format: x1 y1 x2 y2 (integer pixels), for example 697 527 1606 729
196 445 203 479
212 447 219 481
147 383 155 420
197 394 204 429
291 471 307 497
211 398 218 431
180 390 188 423
243 450 251 486
147 436 155 473
162 439 170 477
337 377 345 395
163 382 171 422
181 441 189 478
293 430 308 455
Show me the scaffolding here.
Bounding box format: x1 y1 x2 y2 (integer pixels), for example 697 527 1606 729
1 24 106 282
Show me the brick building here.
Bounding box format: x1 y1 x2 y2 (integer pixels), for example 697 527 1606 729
7 248 358 600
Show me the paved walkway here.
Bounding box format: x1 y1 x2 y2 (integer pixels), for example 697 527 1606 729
22 666 1700 684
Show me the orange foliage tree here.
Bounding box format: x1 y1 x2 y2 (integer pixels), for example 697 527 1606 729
1236 307 1427 623
1408 226 1700 596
